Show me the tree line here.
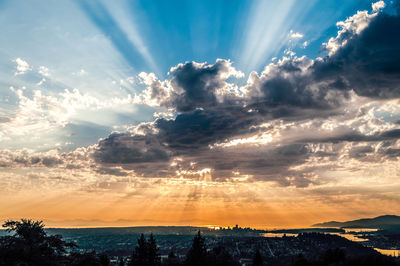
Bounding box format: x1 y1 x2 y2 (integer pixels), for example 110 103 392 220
0 219 242 266
0 219 399 266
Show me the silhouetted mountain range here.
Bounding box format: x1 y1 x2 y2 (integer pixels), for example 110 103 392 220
312 215 400 229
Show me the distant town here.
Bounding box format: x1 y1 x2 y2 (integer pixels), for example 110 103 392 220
1 215 400 265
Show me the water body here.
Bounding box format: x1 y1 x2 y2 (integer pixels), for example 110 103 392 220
263 228 400 257
331 232 368 242
263 232 368 242
262 233 298 238
343 228 379 233
374 248 400 257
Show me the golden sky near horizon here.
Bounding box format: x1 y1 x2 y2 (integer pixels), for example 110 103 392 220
1 162 399 228
0 0 399 228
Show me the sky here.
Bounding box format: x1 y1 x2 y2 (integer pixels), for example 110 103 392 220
0 0 399 228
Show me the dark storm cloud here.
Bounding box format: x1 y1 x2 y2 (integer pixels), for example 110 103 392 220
93 132 171 164
250 7 400 109
246 57 349 110
93 108 257 164
170 60 233 112
314 11 400 98
155 109 255 151
140 59 244 111
93 5 400 185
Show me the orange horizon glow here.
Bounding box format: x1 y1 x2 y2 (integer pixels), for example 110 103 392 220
1 171 399 229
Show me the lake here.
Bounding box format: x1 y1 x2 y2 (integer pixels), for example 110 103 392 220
374 248 400 257
262 228 400 257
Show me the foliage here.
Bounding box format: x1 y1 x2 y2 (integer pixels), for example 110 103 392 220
130 233 161 266
0 219 399 266
0 219 75 266
184 231 207 266
0 219 110 266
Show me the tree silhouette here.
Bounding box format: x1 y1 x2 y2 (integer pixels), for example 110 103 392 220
130 234 160 266
209 245 240 266
0 219 75 266
148 233 161 266
131 234 148 266
185 231 207 266
252 250 263 266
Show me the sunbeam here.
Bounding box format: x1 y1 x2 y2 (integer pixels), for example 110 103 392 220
76 0 158 74
0 0 399 232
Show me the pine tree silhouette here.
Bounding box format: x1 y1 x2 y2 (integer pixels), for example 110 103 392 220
130 234 160 266
185 231 207 266
148 233 161 266
131 234 148 266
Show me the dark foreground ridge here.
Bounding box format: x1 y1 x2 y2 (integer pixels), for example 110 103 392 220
0 219 399 266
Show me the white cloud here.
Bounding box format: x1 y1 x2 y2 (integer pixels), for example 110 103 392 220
289 30 303 39
136 59 245 108
36 78 46 86
284 49 296 57
135 72 173 107
38 66 50 77
323 9 378 55
14 58 31 75
0 87 136 144
372 1 385 12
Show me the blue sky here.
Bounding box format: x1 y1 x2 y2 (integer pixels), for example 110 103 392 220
0 0 400 227
0 0 379 74
0 0 391 151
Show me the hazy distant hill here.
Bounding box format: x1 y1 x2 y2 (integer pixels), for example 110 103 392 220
46 226 208 236
312 215 400 229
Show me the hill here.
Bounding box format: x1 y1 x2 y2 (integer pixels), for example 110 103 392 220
312 215 400 229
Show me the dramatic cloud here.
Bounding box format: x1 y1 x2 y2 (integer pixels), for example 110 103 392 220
3 2 398 191
2 1 400 227
94 131 171 164
316 5 400 99
91 3 400 187
137 59 244 112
